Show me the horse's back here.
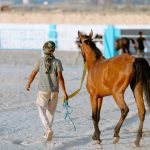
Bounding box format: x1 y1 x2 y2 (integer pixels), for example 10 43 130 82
103 54 135 82
115 53 134 61
87 54 135 96
108 54 135 66
96 54 135 73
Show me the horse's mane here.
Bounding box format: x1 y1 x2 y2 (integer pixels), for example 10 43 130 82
85 38 103 60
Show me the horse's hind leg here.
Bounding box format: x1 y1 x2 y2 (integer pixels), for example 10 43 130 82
131 82 146 147
112 93 129 144
90 94 103 144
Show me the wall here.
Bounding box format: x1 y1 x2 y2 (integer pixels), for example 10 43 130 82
0 24 49 50
0 24 106 52
0 24 150 58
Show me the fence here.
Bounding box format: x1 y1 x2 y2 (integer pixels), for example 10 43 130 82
0 24 105 51
0 24 49 50
0 24 150 58
117 25 150 54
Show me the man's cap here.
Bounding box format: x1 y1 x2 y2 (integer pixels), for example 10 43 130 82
43 41 55 54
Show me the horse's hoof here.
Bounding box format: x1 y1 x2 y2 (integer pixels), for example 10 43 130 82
132 142 140 147
93 139 101 145
113 137 120 144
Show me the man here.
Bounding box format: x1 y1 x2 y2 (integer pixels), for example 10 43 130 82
26 41 68 141
136 31 146 57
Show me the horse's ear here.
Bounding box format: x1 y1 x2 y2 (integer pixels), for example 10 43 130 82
78 31 82 39
89 29 93 38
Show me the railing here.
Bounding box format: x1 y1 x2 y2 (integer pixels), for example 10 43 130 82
118 26 150 53
0 24 57 50
0 24 150 58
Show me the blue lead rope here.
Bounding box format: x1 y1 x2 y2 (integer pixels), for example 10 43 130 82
63 100 76 131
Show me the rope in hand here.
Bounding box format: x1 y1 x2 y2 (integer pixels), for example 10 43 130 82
62 63 87 131
63 100 76 131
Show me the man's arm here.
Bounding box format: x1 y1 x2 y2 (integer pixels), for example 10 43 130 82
57 71 68 100
143 38 150 50
26 70 38 91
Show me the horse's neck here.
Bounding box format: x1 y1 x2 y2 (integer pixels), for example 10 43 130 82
85 52 96 69
84 46 105 70
86 55 105 71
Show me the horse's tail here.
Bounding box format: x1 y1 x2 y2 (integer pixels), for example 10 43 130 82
131 57 150 109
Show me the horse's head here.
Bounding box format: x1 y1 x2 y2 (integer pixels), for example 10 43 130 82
78 30 93 62
78 30 103 63
115 38 130 51
115 38 122 51
78 30 93 46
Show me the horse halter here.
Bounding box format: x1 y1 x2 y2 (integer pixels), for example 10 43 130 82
82 36 92 43
79 33 91 43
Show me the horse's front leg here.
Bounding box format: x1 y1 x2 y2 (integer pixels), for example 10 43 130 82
90 95 103 144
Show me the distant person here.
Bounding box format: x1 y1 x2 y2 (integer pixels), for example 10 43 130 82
26 41 68 141
136 31 146 57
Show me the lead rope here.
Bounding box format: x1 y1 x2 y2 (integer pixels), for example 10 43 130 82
62 63 87 131
63 100 76 131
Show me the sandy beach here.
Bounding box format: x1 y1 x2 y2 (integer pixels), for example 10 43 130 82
0 4 150 150
0 5 150 24
0 51 150 150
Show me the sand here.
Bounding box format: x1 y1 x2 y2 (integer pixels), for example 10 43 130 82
0 8 150 24
0 51 150 150
0 5 150 150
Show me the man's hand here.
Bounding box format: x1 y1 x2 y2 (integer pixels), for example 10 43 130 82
26 84 30 91
26 70 38 92
64 93 68 101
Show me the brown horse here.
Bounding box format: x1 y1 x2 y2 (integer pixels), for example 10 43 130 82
78 30 150 147
115 37 137 54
